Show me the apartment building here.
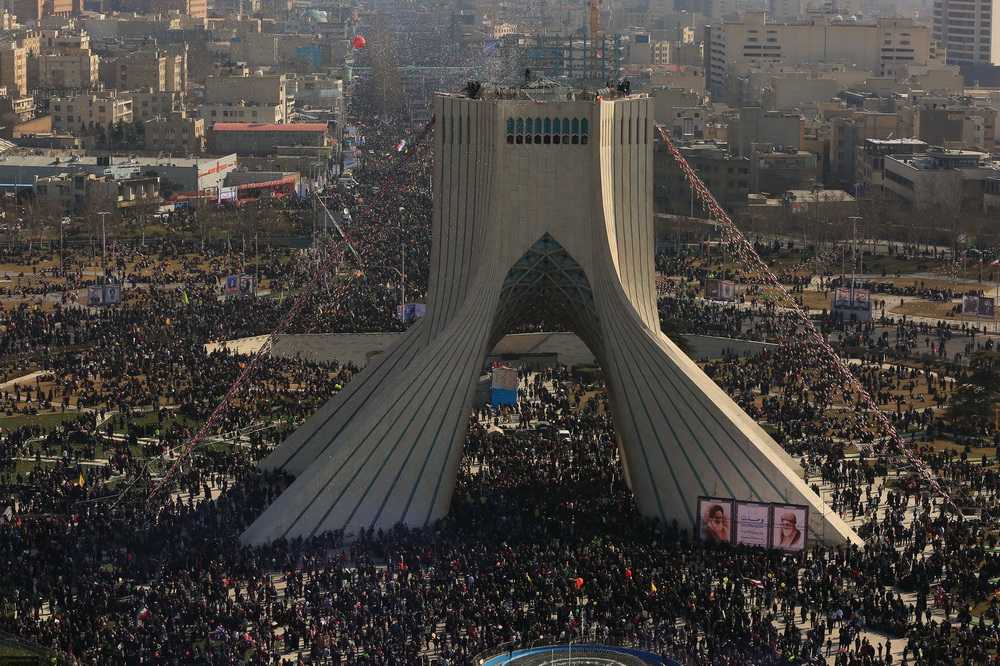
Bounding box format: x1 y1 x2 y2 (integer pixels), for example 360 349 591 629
145 116 205 155
0 42 26 96
208 122 328 156
120 90 182 122
204 72 287 122
197 102 283 124
35 49 98 90
705 12 935 103
98 51 185 93
933 0 1000 67
50 92 132 133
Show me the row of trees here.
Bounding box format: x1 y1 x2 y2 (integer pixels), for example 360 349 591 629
78 119 146 152
725 184 1000 260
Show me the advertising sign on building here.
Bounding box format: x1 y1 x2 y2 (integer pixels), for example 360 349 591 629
734 501 771 548
698 496 809 551
698 497 734 544
771 504 808 552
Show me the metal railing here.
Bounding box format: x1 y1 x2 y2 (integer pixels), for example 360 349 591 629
471 638 681 665
0 628 82 666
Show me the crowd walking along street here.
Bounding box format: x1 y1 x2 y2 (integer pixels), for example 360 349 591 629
0 81 994 665
3 2 1000 662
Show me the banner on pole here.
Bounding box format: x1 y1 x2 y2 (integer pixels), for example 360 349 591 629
979 297 995 319
831 288 871 321
963 295 979 317
705 278 736 302
102 284 121 306
238 275 255 297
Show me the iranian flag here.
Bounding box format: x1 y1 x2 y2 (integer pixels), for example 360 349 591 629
136 606 149 621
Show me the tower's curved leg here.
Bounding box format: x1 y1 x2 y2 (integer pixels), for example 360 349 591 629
259 319 433 475
589 264 857 543
242 287 499 544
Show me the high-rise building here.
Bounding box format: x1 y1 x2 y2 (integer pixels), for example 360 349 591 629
705 12 935 103
0 42 26 96
97 50 185 93
242 84 859 547
35 49 99 90
933 0 1000 67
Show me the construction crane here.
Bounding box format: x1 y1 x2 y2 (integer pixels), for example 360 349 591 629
588 0 601 46
588 0 602 78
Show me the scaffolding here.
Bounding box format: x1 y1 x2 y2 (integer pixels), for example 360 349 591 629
521 34 624 82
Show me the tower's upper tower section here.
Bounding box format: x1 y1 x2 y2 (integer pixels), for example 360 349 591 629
429 82 657 335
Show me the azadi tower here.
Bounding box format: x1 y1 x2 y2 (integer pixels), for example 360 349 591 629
242 83 860 547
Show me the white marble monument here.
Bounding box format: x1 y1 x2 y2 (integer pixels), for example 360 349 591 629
242 86 860 547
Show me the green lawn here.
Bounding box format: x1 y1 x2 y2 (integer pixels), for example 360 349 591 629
0 410 88 432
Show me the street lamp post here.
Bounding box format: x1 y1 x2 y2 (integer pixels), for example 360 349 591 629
372 265 405 324
97 211 110 285
399 207 406 323
848 215 861 305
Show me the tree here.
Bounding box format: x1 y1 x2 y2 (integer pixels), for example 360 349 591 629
946 350 1000 433
77 189 122 245
23 195 59 250
660 317 694 354
144 171 183 198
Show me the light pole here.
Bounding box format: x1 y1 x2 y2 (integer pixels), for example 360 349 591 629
689 167 699 220
811 184 823 257
848 215 861 305
399 207 406 322
372 265 405 324
97 211 110 285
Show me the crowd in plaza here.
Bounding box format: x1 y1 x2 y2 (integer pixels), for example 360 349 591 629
2 82 1000 666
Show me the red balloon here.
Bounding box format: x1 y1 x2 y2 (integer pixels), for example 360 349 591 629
352 36 366 49
575 577 584 589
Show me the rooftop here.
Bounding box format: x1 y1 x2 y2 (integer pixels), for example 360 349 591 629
0 155 233 168
211 123 328 132
866 138 926 145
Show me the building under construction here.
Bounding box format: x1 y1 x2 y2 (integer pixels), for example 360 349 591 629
519 34 624 82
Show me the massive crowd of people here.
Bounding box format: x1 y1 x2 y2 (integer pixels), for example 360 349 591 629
1 80 1000 666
